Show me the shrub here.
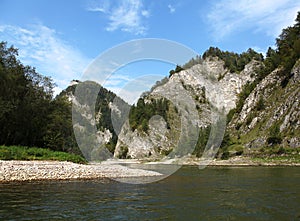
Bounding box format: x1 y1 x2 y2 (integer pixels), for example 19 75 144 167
119 146 128 159
267 123 282 145
256 96 265 111
221 151 230 160
267 136 282 145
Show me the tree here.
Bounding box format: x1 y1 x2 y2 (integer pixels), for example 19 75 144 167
43 96 80 154
276 11 300 77
0 42 54 147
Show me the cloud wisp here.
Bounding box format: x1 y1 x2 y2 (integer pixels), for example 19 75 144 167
87 0 150 35
168 4 176 14
207 0 300 40
0 24 91 95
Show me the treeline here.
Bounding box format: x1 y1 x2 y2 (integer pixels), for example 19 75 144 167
203 47 263 73
0 42 80 155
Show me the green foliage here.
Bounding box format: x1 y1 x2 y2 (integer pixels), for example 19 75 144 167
193 126 211 157
94 87 129 153
221 151 230 160
267 123 282 145
119 146 128 159
182 55 202 69
220 131 232 148
276 12 300 75
226 109 236 124
43 96 79 154
0 42 82 156
161 148 172 156
255 96 265 111
0 42 54 147
202 47 263 73
245 112 256 125
256 12 300 86
0 145 87 164
169 65 184 77
227 81 257 121
145 76 169 96
129 97 170 133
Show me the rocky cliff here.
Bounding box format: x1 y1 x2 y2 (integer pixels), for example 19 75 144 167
60 81 130 161
114 57 263 159
228 59 300 150
63 56 299 161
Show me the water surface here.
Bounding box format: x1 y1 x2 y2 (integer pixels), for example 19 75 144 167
0 166 299 220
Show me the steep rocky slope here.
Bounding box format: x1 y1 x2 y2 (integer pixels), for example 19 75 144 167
62 57 299 161
227 60 300 150
114 57 263 159
59 80 130 161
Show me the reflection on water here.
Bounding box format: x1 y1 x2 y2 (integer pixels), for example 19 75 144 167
0 167 300 220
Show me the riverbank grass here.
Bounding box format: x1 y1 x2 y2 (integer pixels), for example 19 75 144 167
249 146 300 164
0 145 87 164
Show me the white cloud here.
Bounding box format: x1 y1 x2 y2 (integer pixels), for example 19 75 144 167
0 24 91 95
141 10 150 18
168 4 176 14
87 0 149 35
207 0 300 40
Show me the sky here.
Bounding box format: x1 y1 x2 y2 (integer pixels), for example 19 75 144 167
0 0 299 103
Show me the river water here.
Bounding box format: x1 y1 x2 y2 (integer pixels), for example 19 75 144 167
0 166 299 220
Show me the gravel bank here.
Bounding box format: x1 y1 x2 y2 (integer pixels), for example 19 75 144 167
0 160 162 182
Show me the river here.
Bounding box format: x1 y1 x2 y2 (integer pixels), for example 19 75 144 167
0 166 299 220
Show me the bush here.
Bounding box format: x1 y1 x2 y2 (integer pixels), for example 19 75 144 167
267 136 282 145
256 96 265 111
221 151 230 160
119 146 128 159
267 123 282 145
277 146 285 154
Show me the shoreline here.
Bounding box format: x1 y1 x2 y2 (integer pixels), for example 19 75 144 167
0 160 162 183
1 157 299 183
136 155 300 167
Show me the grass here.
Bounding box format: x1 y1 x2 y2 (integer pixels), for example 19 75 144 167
252 155 300 164
0 145 87 164
249 147 300 164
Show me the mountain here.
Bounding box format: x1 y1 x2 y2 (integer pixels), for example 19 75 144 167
60 56 300 159
61 12 300 161
113 57 261 159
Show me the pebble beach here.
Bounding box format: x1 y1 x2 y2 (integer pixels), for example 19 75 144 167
0 160 162 182
1 156 299 182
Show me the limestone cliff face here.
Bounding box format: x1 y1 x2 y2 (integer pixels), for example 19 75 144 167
228 60 300 149
114 57 262 159
63 58 300 160
169 58 259 112
114 117 172 158
60 82 129 161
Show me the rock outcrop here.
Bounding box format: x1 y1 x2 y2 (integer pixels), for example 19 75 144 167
63 57 300 160
114 57 263 159
228 59 300 149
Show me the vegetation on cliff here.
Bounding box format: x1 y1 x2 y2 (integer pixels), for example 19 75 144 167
219 12 300 157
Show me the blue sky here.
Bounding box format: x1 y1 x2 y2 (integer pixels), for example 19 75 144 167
0 0 299 101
